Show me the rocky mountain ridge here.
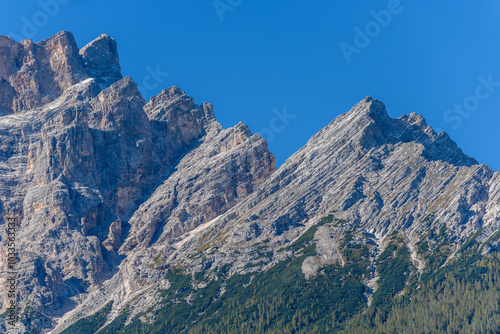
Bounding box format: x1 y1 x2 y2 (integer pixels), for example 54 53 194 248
0 31 275 333
0 32 498 334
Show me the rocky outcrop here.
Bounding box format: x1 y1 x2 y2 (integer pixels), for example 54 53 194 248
0 31 87 114
79 34 122 90
0 31 122 115
120 121 275 253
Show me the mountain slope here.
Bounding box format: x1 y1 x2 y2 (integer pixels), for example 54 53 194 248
58 97 500 333
0 32 498 334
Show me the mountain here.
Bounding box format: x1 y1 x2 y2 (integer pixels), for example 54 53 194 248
0 32 499 334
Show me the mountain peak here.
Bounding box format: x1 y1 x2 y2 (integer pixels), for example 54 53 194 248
0 31 127 114
36 30 77 47
305 96 477 169
0 31 87 114
80 33 122 89
144 85 217 142
347 96 388 120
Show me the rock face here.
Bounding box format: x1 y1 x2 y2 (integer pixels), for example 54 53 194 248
79 34 122 90
159 96 499 290
0 31 121 115
0 31 498 333
0 32 275 333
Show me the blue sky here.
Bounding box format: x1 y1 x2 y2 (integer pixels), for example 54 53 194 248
1 1 499 170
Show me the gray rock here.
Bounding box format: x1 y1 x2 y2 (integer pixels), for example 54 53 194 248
79 34 122 90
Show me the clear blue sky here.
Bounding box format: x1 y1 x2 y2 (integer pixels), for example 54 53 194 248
1 1 499 170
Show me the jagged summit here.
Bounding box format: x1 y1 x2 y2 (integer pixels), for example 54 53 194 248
313 96 477 168
35 30 78 46
79 33 122 89
349 95 387 115
0 31 123 114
